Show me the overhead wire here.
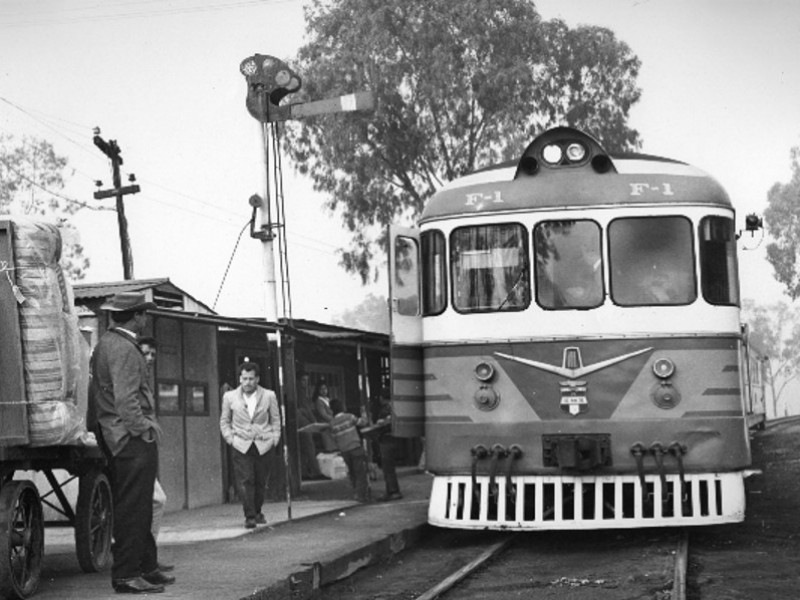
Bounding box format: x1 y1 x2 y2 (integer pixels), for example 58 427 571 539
0 0 300 28
0 89 343 275
0 158 114 213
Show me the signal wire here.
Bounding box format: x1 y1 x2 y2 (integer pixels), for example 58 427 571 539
271 120 293 323
212 218 251 310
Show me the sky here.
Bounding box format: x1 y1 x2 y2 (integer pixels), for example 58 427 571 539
1 0 799 324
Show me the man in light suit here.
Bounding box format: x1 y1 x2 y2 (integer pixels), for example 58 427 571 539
90 292 172 594
219 360 281 528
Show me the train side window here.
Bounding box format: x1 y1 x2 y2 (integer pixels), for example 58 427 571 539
534 220 603 310
450 223 529 313
421 230 447 316
609 216 696 306
394 236 420 316
700 216 740 305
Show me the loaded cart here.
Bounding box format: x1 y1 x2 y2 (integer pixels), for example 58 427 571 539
0 218 113 599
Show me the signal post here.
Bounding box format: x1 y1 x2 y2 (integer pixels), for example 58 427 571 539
238 53 373 513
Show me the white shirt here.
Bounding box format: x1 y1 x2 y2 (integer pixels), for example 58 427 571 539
244 391 258 419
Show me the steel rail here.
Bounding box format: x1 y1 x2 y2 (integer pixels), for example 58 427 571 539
413 535 516 600
673 529 689 600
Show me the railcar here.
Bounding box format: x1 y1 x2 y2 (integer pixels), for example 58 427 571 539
388 127 761 530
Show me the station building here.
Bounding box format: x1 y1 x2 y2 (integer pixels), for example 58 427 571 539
72 278 412 513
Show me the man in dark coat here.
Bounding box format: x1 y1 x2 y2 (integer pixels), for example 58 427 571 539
90 292 173 594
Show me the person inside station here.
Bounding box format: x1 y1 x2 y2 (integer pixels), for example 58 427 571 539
313 381 338 453
329 398 371 502
295 371 323 480
373 388 403 502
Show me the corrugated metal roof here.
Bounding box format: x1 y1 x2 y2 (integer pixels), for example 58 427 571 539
73 278 215 315
72 281 388 344
72 278 171 299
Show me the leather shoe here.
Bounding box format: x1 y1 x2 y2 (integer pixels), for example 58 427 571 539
255 513 267 525
157 562 174 572
245 517 257 529
112 577 165 594
377 492 403 502
142 569 176 585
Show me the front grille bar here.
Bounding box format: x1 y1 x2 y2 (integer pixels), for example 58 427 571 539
430 472 745 530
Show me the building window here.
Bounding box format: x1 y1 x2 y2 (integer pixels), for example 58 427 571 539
153 289 184 310
186 382 209 416
157 381 182 415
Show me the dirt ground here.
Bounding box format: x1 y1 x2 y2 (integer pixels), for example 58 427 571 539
688 417 800 599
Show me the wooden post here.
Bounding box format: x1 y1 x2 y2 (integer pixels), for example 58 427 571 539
93 134 140 280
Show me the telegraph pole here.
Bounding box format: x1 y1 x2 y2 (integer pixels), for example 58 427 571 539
93 129 140 280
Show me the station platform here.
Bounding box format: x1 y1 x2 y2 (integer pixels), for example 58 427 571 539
35 467 433 600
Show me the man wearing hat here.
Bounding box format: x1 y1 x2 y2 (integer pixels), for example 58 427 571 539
90 292 173 594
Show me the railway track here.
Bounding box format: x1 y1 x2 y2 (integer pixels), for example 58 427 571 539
317 527 689 600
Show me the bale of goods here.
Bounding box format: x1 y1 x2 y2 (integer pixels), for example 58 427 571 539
11 218 88 446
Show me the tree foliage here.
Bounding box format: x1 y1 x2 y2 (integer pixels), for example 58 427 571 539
283 0 642 282
0 134 90 280
742 299 800 407
333 293 389 334
765 146 800 298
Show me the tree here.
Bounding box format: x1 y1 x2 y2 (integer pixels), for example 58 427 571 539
333 293 389 334
0 134 91 280
765 146 800 298
283 0 642 282
742 299 800 414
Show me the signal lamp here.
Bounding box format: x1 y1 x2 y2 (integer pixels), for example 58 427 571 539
566 143 586 162
240 59 257 76
475 361 495 382
652 357 675 379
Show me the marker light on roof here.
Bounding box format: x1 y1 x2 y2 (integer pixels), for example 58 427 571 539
566 143 587 162
542 144 562 164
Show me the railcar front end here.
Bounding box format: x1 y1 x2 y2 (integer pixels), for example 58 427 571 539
389 127 759 531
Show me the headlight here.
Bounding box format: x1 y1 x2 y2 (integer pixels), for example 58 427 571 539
653 357 675 379
475 361 495 382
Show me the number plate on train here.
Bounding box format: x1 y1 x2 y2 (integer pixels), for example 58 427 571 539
561 396 587 404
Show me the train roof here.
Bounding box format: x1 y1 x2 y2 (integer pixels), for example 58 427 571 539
420 127 732 223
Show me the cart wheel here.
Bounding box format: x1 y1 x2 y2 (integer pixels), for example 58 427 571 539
75 470 113 573
0 481 44 600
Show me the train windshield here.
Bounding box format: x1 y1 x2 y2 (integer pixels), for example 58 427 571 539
450 223 529 313
609 216 696 306
534 220 604 309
